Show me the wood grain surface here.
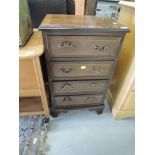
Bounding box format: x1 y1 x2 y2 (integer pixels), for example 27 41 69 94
52 80 108 95
19 59 39 90
107 1 135 119
19 31 50 118
39 14 129 32
19 97 44 113
19 30 43 59
54 94 104 107
51 61 115 79
47 36 121 58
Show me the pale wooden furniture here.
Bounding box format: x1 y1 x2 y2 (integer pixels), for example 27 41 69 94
75 0 85 15
19 30 50 118
106 1 135 119
39 14 128 117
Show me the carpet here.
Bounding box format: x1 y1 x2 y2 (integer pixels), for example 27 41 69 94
19 115 49 155
46 99 135 155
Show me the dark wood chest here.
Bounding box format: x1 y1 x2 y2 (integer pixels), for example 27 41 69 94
39 14 129 117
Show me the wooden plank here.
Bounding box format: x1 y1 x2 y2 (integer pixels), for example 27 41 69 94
38 14 129 32
19 97 44 113
19 89 40 97
19 111 45 116
19 59 39 91
33 58 50 118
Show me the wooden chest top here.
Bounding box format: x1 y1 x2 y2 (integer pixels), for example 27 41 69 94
39 14 129 32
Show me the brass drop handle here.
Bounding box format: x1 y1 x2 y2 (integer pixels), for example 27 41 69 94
94 44 113 51
87 96 97 102
92 66 102 72
104 44 113 49
63 96 72 102
61 83 72 89
90 82 97 87
60 68 72 73
58 41 74 48
94 45 105 52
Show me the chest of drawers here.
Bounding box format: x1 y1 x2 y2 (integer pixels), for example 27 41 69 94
39 14 129 117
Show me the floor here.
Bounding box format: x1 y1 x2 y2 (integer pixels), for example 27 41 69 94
19 115 47 155
46 100 135 155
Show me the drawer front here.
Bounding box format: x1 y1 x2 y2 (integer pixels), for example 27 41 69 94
47 36 121 58
51 61 114 78
52 80 108 95
54 94 104 107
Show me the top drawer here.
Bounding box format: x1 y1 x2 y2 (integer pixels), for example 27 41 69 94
47 36 121 58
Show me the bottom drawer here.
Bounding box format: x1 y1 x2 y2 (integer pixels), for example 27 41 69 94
54 94 105 107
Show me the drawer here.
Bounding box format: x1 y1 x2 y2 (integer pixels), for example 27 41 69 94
52 80 108 95
54 94 104 107
51 61 115 79
47 36 121 58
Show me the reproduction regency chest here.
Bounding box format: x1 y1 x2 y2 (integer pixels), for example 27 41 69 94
39 14 129 117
